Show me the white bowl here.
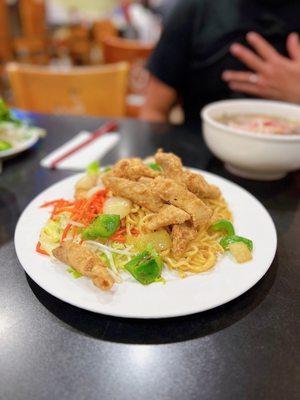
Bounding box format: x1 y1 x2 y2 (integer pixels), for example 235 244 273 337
201 99 300 180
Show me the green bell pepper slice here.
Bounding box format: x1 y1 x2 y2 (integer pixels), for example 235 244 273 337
220 235 253 251
125 249 163 285
211 219 235 236
82 214 120 240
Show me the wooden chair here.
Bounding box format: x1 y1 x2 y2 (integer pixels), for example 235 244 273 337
0 0 11 37
50 26 92 66
0 0 12 96
13 37 49 65
101 36 154 117
93 19 118 43
69 39 92 65
69 27 92 66
0 0 12 62
19 0 47 38
15 1 48 65
6 62 129 117
101 36 153 67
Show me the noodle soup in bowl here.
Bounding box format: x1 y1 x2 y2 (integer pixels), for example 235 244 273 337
201 99 300 180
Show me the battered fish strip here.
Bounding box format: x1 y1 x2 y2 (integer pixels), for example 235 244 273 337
109 158 159 181
53 242 114 291
155 149 220 199
102 175 164 212
144 205 190 231
151 176 212 228
172 222 198 257
182 170 220 199
155 149 183 181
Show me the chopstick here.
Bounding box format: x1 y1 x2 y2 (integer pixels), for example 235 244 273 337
49 121 119 169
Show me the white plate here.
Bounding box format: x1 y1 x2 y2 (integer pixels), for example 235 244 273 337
14 169 277 319
0 130 39 160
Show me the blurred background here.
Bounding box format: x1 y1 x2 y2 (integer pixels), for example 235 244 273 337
0 0 175 119
2 0 300 127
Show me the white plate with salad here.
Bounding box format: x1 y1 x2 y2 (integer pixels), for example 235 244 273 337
14 154 277 319
0 99 44 161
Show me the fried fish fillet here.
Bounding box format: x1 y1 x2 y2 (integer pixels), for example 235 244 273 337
53 242 114 291
172 222 198 257
155 150 220 199
144 205 190 231
102 175 164 212
151 176 212 227
109 158 159 181
182 170 220 199
155 149 183 181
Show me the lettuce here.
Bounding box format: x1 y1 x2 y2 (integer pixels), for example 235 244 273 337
67 267 83 279
39 214 69 255
0 98 21 125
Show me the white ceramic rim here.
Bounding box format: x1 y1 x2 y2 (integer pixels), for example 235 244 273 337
0 130 39 158
14 169 277 319
201 99 300 142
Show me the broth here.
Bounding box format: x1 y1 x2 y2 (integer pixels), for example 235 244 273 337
217 113 300 135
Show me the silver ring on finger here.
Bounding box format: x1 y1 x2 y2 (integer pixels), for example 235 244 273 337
249 74 259 84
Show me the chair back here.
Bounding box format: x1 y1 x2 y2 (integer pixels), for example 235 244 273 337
102 36 153 95
93 20 118 43
0 0 12 62
101 36 154 117
19 0 46 38
13 37 49 65
102 36 153 66
6 62 129 117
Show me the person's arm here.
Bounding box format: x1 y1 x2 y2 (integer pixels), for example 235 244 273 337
140 75 177 122
140 0 196 122
222 32 300 103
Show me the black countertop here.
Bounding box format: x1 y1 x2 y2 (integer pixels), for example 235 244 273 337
0 114 299 400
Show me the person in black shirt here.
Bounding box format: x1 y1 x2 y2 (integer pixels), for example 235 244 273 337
140 0 300 124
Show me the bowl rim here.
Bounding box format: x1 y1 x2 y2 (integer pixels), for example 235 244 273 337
201 99 300 142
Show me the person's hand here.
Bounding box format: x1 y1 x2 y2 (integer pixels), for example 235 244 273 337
222 32 300 104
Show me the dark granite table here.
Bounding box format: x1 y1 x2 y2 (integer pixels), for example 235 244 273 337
0 114 299 400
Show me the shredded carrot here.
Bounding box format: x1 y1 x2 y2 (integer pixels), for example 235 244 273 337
41 189 108 228
110 227 127 243
109 225 140 243
110 235 126 243
131 227 140 237
41 189 111 245
40 199 67 208
72 225 78 239
61 223 72 243
36 241 49 256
